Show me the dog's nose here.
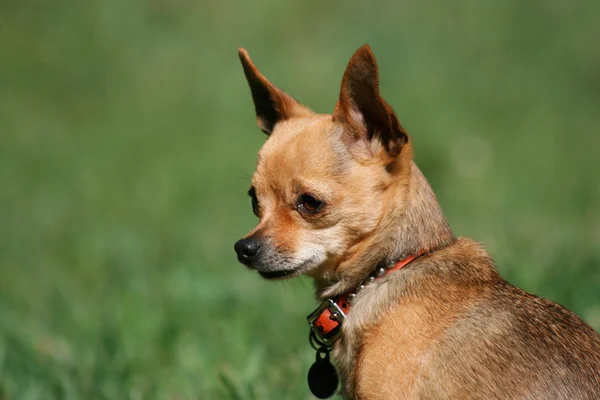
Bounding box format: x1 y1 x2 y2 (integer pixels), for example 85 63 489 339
234 238 261 265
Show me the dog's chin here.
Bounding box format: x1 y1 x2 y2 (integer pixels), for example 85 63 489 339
256 258 319 280
258 269 299 280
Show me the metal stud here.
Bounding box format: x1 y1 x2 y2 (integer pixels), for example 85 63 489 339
367 276 375 283
376 268 386 276
359 284 366 291
347 293 356 301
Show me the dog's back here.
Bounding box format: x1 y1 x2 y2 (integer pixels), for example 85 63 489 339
350 238 600 399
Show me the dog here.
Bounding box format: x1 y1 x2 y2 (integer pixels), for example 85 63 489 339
234 44 600 399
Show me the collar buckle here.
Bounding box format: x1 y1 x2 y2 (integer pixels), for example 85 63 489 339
307 298 346 345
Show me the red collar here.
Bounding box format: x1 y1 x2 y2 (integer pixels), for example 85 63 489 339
307 253 421 346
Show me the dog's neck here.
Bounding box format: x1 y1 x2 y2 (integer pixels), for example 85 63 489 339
316 161 455 298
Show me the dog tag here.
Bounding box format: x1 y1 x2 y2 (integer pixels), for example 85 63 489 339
308 348 339 399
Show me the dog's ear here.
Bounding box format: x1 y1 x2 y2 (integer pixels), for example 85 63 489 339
238 48 312 135
333 45 408 162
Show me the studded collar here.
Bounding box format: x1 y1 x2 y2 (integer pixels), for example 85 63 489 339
307 252 423 347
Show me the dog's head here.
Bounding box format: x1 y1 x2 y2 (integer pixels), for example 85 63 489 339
235 45 413 281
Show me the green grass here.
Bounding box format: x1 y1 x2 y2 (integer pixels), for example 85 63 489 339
1 1 599 398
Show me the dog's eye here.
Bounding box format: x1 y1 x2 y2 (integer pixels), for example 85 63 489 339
248 187 259 217
297 194 324 215
251 197 259 216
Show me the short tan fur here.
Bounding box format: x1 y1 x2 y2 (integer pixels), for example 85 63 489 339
235 45 600 399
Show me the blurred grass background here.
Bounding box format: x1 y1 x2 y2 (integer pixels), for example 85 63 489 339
1 0 599 398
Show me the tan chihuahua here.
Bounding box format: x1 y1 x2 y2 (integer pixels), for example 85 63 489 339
234 45 600 399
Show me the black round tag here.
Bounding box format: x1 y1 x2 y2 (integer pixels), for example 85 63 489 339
307 350 339 399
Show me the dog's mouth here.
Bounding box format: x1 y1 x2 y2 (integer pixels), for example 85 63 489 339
258 269 297 280
256 257 319 280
